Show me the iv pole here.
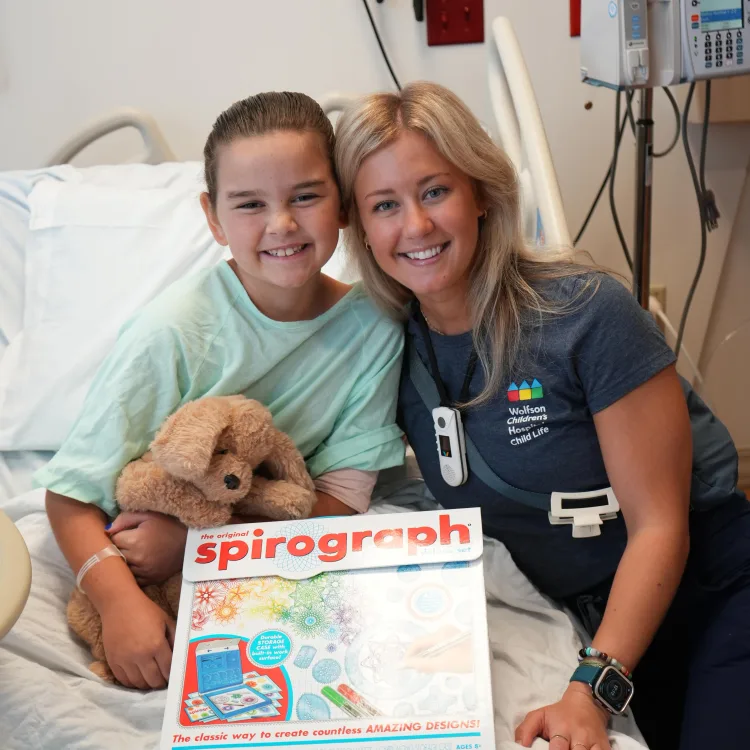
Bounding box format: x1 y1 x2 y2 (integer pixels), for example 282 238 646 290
632 87 655 310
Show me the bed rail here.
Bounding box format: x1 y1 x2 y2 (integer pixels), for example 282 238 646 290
45 107 176 167
44 95 356 168
319 91 357 119
488 17 571 248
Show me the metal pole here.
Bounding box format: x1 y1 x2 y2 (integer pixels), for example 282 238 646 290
632 87 654 309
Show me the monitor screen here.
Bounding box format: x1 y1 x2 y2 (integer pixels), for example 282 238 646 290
439 434 452 458
701 0 744 32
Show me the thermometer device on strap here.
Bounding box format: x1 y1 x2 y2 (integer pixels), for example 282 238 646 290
433 406 468 487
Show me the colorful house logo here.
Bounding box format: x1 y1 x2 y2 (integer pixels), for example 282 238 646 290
507 379 543 401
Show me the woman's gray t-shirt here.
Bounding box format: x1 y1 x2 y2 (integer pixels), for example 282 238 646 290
398 273 742 599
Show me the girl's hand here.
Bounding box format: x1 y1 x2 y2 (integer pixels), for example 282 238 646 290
108 511 187 585
515 683 611 750
100 588 176 689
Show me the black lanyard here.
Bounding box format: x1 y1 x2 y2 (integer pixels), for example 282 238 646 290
414 302 478 409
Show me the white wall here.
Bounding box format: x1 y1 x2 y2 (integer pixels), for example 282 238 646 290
700 171 750 448
1 0 748 445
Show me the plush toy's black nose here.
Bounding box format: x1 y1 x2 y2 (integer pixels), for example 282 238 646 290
224 474 240 490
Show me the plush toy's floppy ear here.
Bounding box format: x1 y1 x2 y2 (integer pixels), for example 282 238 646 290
229 398 275 466
231 398 314 491
150 397 234 481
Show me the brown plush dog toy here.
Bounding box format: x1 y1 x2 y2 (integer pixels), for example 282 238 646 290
68 395 316 682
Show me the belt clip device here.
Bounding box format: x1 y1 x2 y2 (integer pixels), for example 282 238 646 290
549 488 620 538
433 406 468 487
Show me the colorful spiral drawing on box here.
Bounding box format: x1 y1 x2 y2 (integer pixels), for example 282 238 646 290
191 571 365 649
186 560 481 724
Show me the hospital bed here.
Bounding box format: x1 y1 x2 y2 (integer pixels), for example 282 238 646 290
0 18 647 750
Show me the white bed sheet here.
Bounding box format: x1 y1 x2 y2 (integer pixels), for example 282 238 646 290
0 450 52 505
0 477 647 750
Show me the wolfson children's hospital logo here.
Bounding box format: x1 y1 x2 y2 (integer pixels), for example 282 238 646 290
506 379 548 447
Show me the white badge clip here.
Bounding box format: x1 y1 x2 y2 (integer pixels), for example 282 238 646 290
432 406 468 487
548 488 620 538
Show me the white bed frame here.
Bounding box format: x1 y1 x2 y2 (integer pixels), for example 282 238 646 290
45 107 177 167
488 17 572 248
44 95 354 168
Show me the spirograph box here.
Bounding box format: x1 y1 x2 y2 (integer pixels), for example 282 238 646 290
161 508 495 750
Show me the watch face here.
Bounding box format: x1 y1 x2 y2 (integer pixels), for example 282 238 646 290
595 667 634 714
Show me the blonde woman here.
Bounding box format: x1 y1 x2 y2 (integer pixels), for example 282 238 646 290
334 81 750 750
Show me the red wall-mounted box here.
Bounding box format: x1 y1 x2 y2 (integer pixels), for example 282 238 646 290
570 0 581 37
426 0 484 46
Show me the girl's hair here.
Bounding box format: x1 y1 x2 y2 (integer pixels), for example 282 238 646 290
204 91 335 207
334 81 596 406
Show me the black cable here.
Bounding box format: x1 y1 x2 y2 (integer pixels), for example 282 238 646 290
574 166 612 247
675 81 711 359
699 82 720 230
576 86 679 248
578 83 713 360
699 82 711 192
609 91 633 270
626 93 637 137
574 90 633 248
574 100 629 245
362 0 402 91
654 87 681 158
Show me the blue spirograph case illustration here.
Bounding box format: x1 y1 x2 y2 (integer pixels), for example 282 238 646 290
195 638 270 719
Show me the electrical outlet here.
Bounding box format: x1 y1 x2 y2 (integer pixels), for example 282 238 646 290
426 0 484 46
650 284 667 313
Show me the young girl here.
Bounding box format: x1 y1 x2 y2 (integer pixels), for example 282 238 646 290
38 91 405 691
334 81 750 750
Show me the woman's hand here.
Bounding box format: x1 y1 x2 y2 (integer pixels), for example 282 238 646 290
402 625 473 673
100 588 176 689
108 511 187 586
515 683 611 750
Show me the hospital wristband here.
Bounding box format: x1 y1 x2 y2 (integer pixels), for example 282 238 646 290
578 647 632 679
75 544 126 593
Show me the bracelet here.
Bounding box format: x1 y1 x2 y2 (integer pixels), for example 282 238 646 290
578 646 632 679
580 656 610 673
76 544 126 593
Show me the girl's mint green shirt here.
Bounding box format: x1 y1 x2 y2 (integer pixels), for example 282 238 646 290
35 262 405 516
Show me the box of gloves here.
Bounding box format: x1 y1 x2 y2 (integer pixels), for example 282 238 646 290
160 508 495 750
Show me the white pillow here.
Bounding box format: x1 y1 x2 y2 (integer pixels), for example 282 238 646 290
0 176 229 450
0 166 77 359
0 162 208 362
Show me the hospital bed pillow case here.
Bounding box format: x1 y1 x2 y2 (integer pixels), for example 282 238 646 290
0 162 225 451
0 163 207 355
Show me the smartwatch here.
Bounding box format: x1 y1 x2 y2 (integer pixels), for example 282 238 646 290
570 663 634 715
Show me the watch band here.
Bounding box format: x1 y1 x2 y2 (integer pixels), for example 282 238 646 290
570 662 603 688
